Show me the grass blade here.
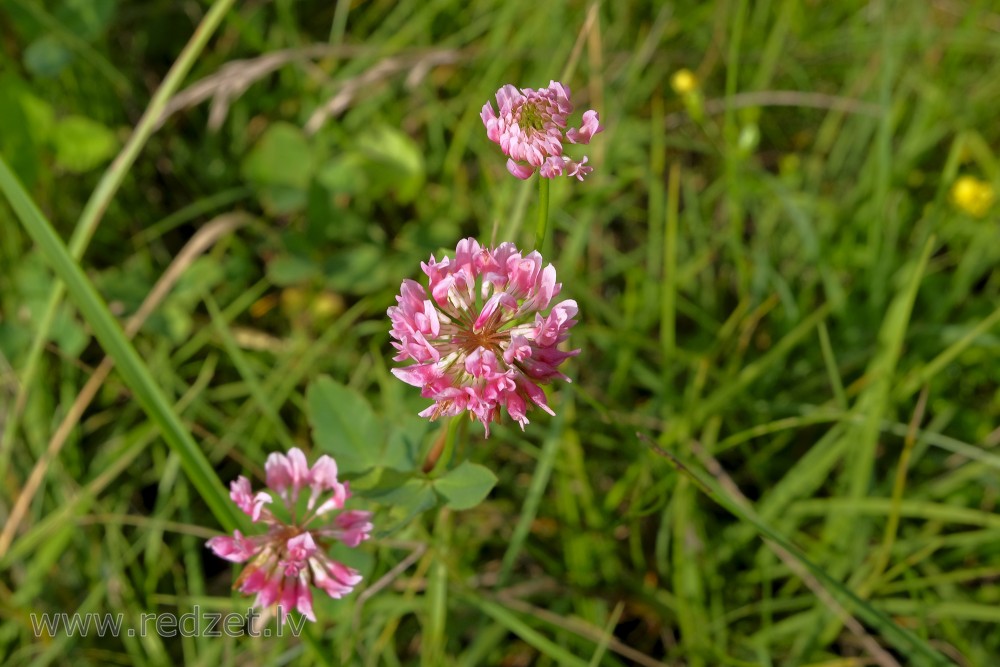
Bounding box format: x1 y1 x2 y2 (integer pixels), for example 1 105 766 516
644 439 951 666
0 156 244 536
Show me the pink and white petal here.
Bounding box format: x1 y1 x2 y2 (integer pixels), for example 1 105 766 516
391 363 440 388
295 572 316 622
206 530 259 562
310 558 361 599
285 532 318 568
309 455 339 494
472 293 505 331
279 576 299 620
548 80 571 104
481 104 500 143
506 159 535 179
230 477 272 521
495 84 521 115
239 567 270 596
505 391 529 430
335 509 374 547
565 156 593 181
567 110 604 144
518 380 556 416
503 335 534 365
286 448 311 491
264 452 292 493
247 569 283 610
465 347 500 378
539 156 565 178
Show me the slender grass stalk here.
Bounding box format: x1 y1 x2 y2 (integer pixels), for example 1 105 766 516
648 441 951 666
0 0 237 485
462 593 590 667
660 162 680 387
817 321 848 410
535 175 550 251
868 1 896 309
428 417 463 478
865 387 929 594
424 509 452 667
204 294 298 451
723 0 751 293
0 156 244 536
498 408 564 586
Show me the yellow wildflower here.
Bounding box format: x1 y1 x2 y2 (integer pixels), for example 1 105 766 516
950 175 995 218
670 69 698 95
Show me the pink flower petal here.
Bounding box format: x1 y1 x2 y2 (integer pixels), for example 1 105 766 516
506 159 535 179
295 573 316 622
230 476 272 522
334 509 374 547
483 81 601 179
206 530 258 562
566 110 603 144
389 238 579 436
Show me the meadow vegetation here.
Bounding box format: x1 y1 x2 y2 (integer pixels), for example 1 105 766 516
1 1 999 665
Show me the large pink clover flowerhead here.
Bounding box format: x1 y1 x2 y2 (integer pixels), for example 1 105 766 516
206 447 373 622
388 238 579 436
481 80 604 181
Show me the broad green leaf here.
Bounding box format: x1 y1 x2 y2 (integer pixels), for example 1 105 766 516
242 122 314 184
241 122 317 214
315 155 368 195
24 36 73 77
267 254 320 286
356 124 425 202
0 74 44 185
307 376 390 474
17 89 55 146
52 115 118 173
433 461 498 510
322 244 388 294
362 469 431 505
361 470 438 533
59 0 117 40
256 185 308 215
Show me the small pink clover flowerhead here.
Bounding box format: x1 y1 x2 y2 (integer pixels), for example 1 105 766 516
481 80 604 181
388 238 579 436
206 448 373 622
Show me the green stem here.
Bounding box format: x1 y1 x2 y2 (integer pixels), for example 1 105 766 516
534 175 550 251
498 410 564 585
429 417 462 478
424 507 451 667
0 0 237 487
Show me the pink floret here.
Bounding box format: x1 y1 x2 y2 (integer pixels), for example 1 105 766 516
206 448 373 623
482 80 603 180
388 238 580 436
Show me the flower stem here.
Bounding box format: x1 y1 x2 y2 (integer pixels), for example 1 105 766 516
430 415 462 479
534 175 550 251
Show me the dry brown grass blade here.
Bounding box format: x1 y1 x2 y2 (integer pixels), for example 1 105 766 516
304 48 463 135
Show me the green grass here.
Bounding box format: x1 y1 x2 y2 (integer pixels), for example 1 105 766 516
2 0 1000 665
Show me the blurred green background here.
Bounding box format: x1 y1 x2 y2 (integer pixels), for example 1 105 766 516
1 0 999 665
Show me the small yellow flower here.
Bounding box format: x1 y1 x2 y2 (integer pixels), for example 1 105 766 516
670 69 698 95
950 175 996 218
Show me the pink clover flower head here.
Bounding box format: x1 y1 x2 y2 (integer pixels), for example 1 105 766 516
481 81 603 180
206 447 373 622
388 238 579 436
